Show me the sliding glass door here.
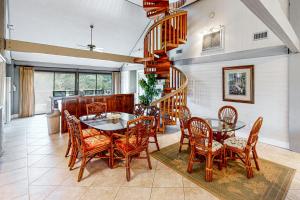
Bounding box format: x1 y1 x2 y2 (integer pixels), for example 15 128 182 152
34 71 54 114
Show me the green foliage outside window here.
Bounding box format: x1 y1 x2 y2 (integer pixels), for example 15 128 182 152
54 73 76 91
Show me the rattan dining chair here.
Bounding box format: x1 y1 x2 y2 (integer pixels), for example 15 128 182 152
86 102 107 116
224 117 263 178
179 106 192 152
187 117 224 182
133 104 146 116
69 115 112 181
145 106 160 151
64 110 100 159
111 116 154 181
218 105 238 137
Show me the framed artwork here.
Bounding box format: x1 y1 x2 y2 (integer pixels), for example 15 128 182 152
202 28 224 51
223 65 254 104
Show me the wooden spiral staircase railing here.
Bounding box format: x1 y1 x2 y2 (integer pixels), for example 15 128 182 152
135 0 188 133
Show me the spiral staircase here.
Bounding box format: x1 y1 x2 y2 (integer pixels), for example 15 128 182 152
134 0 188 132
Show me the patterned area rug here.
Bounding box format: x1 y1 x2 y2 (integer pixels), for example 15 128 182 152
151 143 295 200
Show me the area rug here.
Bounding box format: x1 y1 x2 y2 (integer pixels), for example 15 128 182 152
151 143 295 200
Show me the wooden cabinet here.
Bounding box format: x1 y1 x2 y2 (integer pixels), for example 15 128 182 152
61 94 134 133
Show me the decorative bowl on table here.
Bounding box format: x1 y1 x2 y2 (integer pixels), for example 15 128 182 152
107 113 121 120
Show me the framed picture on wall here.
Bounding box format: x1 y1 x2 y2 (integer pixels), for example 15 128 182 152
202 27 224 52
223 65 254 104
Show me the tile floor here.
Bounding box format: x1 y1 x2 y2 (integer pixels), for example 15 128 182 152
0 115 300 200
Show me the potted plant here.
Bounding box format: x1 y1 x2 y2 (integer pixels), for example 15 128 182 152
138 74 161 106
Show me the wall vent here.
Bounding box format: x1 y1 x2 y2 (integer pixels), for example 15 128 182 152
176 49 183 54
253 31 268 41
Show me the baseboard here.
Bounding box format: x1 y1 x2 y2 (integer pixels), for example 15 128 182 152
236 131 290 150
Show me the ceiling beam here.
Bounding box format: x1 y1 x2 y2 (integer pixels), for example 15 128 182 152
240 0 300 53
3 39 140 64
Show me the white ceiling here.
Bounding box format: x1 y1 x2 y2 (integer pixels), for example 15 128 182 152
8 0 150 69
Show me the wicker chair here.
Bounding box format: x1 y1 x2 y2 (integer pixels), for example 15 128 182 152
187 117 224 182
224 117 263 178
86 102 107 116
112 116 154 181
69 116 112 181
144 106 160 151
218 105 238 137
64 110 100 160
178 106 191 152
133 104 146 116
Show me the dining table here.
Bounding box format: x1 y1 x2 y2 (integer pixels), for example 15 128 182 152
205 118 246 144
80 112 137 135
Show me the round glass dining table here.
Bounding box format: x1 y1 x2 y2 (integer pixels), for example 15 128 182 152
80 112 137 134
205 118 246 143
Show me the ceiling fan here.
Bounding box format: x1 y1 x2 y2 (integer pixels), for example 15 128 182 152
77 25 104 52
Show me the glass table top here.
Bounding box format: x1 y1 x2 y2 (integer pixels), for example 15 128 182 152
205 118 246 132
80 112 137 132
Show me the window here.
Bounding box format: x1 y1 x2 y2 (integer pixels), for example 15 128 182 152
54 72 76 97
97 74 112 95
79 73 96 95
79 73 113 95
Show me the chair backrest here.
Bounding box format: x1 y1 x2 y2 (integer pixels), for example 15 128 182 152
218 105 238 125
125 116 154 151
133 104 146 116
144 106 160 132
179 106 191 129
246 117 263 148
188 117 213 151
86 102 107 116
64 110 71 132
69 115 85 151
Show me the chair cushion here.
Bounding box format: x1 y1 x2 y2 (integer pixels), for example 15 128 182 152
224 137 247 150
115 136 137 153
84 134 111 151
195 139 223 152
82 128 100 139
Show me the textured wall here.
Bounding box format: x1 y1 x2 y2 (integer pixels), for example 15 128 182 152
179 55 289 148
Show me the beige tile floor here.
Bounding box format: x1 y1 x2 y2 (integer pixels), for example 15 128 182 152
0 115 300 200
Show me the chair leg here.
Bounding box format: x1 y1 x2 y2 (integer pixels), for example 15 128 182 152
65 136 71 157
146 148 152 170
69 148 78 170
218 151 223 170
252 148 260 171
78 156 87 182
125 155 131 181
205 156 213 182
187 149 195 173
179 133 184 153
223 147 227 168
245 154 253 178
154 135 160 151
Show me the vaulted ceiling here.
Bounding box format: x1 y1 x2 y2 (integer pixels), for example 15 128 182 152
7 0 150 69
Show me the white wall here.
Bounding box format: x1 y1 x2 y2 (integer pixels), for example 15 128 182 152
121 70 137 94
179 54 289 148
170 0 283 60
0 60 5 108
278 0 289 16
